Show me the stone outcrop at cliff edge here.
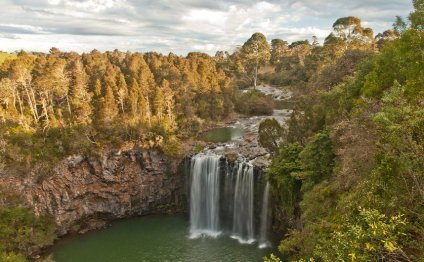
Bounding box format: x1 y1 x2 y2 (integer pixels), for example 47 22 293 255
0 149 186 236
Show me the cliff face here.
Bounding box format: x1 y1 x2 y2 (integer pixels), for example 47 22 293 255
0 149 186 235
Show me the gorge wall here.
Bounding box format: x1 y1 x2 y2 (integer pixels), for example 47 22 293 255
0 149 186 236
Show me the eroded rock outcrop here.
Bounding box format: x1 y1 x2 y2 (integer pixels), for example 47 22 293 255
0 149 186 235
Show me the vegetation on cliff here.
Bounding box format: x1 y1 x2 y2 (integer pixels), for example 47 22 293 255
263 1 424 261
0 188 56 261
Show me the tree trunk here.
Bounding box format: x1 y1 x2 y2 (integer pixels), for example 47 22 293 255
120 99 124 114
12 89 16 110
66 94 72 115
30 87 39 120
254 57 259 89
16 92 24 119
41 98 50 131
24 85 38 123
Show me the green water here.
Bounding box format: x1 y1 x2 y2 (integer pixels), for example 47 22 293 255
199 127 244 143
53 215 273 262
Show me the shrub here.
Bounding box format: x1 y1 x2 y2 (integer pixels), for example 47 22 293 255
235 90 274 116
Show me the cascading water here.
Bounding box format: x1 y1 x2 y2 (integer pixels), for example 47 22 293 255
231 163 255 243
258 182 270 248
188 152 270 247
189 154 221 238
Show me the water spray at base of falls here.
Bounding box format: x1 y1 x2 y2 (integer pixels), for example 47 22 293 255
188 153 271 247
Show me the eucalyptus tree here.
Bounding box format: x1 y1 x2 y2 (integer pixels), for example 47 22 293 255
393 16 408 34
332 16 374 51
258 118 285 154
241 32 271 88
68 58 92 125
375 30 399 49
270 39 289 65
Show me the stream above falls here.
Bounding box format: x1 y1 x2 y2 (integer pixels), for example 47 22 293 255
198 127 245 143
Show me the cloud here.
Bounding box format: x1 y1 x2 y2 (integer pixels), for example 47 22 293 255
0 0 414 55
0 24 49 34
0 33 21 39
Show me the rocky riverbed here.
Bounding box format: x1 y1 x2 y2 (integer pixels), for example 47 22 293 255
201 85 293 168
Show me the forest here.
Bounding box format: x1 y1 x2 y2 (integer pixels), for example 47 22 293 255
263 1 424 261
0 0 423 261
0 49 237 174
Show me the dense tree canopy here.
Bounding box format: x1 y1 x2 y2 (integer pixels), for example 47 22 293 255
265 3 424 261
258 118 284 154
0 49 235 174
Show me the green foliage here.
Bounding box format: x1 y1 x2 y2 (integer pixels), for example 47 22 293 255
269 128 335 216
258 118 285 154
266 4 424 261
268 143 303 227
1 125 97 176
159 135 184 158
362 29 424 98
0 251 27 262
235 90 274 116
0 206 56 255
263 253 282 262
409 0 424 30
297 129 335 191
270 39 289 65
393 16 408 34
0 189 55 259
332 16 362 28
332 16 374 48
193 144 204 153
0 52 17 64
314 208 410 261
289 40 310 49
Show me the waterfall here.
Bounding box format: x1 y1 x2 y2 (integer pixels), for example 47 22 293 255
258 182 270 248
188 153 270 246
222 162 235 231
231 163 255 243
189 154 221 238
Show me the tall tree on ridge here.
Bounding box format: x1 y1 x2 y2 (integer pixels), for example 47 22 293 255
241 32 271 88
68 58 92 125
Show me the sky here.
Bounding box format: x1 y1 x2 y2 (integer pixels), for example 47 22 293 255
0 0 414 55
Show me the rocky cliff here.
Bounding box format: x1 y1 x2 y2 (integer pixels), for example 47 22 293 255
0 149 186 236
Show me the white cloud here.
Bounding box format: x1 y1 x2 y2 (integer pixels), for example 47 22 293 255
0 0 414 55
182 9 228 27
0 23 49 34
48 0 61 5
64 0 126 12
